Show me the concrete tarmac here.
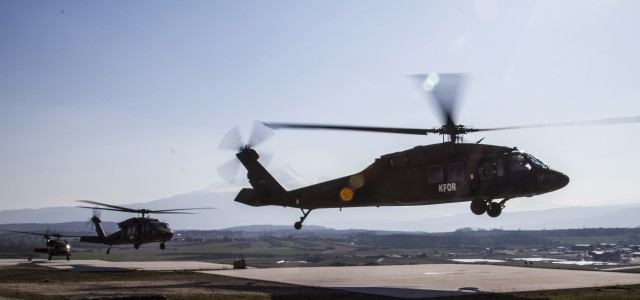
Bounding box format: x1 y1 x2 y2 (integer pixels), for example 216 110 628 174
0 259 232 272
5 259 640 298
203 264 640 298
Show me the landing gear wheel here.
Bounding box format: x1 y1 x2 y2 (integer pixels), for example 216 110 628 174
134 243 140 249
470 199 487 215
487 202 502 218
160 242 166 250
106 246 111 255
293 209 313 230
48 255 52 261
66 255 70 261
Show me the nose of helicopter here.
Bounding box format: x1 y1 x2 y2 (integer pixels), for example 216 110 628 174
538 169 570 192
161 230 174 241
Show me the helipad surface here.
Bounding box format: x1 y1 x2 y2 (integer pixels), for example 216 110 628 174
5 259 640 298
203 263 640 298
0 259 232 272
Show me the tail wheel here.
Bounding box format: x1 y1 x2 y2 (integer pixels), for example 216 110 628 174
294 209 312 230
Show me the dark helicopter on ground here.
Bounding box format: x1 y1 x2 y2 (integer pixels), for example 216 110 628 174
2 230 80 260
219 73 639 230
77 200 212 254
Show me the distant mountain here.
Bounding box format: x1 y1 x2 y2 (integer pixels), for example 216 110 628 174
0 166 638 232
220 224 333 232
384 205 640 232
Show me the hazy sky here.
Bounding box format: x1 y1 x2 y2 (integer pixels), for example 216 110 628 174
1 0 639 212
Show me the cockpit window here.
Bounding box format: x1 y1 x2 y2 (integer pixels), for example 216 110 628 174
525 154 547 169
510 155 531 171
510 153 547 171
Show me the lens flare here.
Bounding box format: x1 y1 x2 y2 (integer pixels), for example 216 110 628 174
349 174 365 189
339 187 354 202
422 73 440 92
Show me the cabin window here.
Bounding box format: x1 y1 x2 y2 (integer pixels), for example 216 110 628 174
496 159 504 177
448 163 464 182
478 161 494 179
428 165 444 183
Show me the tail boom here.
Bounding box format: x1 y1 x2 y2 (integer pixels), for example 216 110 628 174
235 148 287 205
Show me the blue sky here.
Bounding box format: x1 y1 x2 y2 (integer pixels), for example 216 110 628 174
1 0 639 213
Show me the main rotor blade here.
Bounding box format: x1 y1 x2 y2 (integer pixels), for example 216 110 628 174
475 116 640 132
1 230 82 238
78 206 197 215
264 122 439 136
77 200 138 213
78 200 214 215
410 73 465 127
77 206 138 213
146 207 215 214
2 230 45 236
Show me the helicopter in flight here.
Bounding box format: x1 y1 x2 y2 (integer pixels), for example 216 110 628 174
219 73 639 230
77 200 212 254
2 230 80 260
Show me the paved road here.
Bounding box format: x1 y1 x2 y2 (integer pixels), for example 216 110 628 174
204 264 640 298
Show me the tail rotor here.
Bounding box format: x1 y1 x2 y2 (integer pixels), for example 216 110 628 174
217 121 274 183
85 207 102 232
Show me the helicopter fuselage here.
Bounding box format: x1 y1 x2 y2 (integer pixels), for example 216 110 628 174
34 239 71 260
77 200 209 254
291 143 568 208
107 217 174 245
234 143 569 229
81 217 173 250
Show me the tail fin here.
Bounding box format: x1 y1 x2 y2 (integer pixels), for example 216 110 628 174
91 216 106 239
80 216 106 244
234 147 286 206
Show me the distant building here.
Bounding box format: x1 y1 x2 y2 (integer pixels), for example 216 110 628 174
571 244 594 252
589 250 621 261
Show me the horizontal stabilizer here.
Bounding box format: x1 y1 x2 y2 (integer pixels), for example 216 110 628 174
234 188 271 206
